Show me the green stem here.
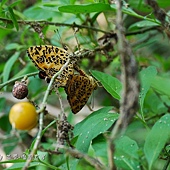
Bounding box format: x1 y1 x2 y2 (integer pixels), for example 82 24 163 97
39 159 60 170
0 72 38 90
22 58 71 170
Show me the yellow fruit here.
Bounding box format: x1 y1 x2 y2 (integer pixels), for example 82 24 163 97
9 102 38 130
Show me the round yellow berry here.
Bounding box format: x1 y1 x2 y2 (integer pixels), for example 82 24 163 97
9 102 38 130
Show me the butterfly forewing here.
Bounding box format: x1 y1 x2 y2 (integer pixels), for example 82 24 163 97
27 45 74 87
65 74 97 114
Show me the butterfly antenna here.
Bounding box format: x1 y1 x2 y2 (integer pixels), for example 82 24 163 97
73 27 80 52
86 97 94 112
55 29 68 51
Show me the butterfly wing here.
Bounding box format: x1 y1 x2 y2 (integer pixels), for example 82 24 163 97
27 45 74 87
65 75 97 114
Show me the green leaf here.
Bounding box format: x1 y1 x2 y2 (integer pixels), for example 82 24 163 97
4 162 44 169
1 0 8 7
9 0 22 8
92 134 107 157
23 6 61 20
0 159 25 165
92 135 140 169
2 136 19 154
157 0 170 8
129 0 170 11
92 134 108 165
129 20 159 30
151 76 170 97
111 4 139 16
13 64 37 78
111 4 160 25
2 52 20 90
125 120 147 144
144 114 170 170
58 3 111 13
5 43 23 50
0 28 11 39
0 112 11 132
144 89 167 114
7 7 19 31
73 107 118 153
61 159 79 170
114 136 140 170
91 70 122 100
161 95 170 107
0 98 6 112
128 0 152 14
139 66 157 114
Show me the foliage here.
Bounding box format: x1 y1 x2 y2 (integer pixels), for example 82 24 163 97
0 0 170 170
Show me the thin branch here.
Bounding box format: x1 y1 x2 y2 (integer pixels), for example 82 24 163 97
55 89 66 120
108 0 139 169
22 58 71 170
145 0 170 38
145 0 166 25
38 159 60 170
0 17 108 34
37 58 71 114
59 146 107 170
0 72 38 90
163 155 170 170
55 88 74 150
126 26 160 36
0 17 161 37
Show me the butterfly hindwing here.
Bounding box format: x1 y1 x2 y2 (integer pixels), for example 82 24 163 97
65 74 97 114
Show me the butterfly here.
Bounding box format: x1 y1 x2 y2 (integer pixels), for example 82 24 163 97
27 45 97 114
27 45 74 87
65 74 97 114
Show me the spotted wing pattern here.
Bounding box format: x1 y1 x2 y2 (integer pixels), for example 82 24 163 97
65 74 97 114
27 45 74 87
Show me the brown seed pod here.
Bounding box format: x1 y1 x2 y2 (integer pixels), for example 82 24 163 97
12 81 28 99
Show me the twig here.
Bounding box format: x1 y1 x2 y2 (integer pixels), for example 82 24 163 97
108 1 139 170
0 17 108 34
22 58 71 170
145 0 166 25
37 58 71 113
0 72 38 90
73 41 115 60
60 146 106 170
126 26 160 36
55 89 66 120
55 88 74 150
38 159 60 170
145 0 170 38
0 17 160 38
163 157 170 170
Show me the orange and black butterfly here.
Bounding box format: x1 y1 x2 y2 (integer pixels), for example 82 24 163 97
27 45 97 113
65 74 97 114
27 45 74 87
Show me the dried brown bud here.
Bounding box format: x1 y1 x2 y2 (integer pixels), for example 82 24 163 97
12 81 28 99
